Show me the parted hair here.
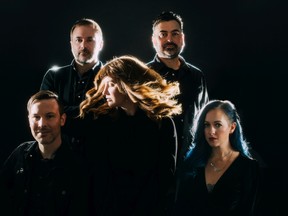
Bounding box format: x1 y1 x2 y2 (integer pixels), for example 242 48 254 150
70 18 103 40
27 90 64 115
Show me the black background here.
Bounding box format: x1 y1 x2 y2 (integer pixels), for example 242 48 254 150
1 0 287 214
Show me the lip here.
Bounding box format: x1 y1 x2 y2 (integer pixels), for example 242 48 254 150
38 130 50 135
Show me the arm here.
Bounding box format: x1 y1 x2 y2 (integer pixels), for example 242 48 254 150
40 69 56 91
241 159 261 216
158 117 178 212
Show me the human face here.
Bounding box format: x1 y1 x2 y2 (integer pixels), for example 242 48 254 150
102 76 127 108
28 99 66 146
152 20 185 59
70 25 103 65
204 108 236 148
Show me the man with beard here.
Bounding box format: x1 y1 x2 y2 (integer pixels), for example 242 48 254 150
147 11 209 166
40 18 104 152
40 18 104 118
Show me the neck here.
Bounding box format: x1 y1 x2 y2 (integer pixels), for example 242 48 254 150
120 100 137 116
38 139 61 159
75 61 97 75
159 57 181 70
211 149 233 161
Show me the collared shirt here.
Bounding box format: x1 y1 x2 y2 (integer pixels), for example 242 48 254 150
147 55 209 162
40 60 103 117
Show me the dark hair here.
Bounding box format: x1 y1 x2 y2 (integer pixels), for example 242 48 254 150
70 18 103 39
27 90 64 115
152 11 183 31
185 99 254 169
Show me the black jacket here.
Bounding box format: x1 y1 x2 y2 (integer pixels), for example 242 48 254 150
0 139 91 216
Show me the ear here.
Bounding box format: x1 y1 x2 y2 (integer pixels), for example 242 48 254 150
60 113 67 126
230 122 237 134
152 35 156 47
98 39 104 51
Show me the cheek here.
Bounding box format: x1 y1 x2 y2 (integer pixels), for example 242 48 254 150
29 122 37 131
219 128 231 137
153 38 161 46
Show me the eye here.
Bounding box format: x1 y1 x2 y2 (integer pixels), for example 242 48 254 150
46 114 55 119
172 31 181 37
32 116 40 121
158 32 167 38
215 123 222 128
75 38 82 43
108 82 116 87
204 122 209 128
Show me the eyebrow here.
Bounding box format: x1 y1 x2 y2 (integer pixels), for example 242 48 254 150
159 29 181 32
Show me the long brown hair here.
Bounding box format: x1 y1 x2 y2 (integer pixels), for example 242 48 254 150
80 55 182 121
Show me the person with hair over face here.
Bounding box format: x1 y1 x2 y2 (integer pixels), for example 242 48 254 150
174 99 260 216
0 90 90 216
147 11 209 166
79 55 182 215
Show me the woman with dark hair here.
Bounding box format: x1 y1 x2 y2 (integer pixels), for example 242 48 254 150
174 99 260 216
80 55 182 215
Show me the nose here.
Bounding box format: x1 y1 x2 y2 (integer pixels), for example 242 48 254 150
166 33 173 42
37 117 47 127
102 84 108 96
208 126 216 135
80 40 88 49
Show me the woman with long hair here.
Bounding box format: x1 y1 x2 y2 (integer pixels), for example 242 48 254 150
80 55 181 215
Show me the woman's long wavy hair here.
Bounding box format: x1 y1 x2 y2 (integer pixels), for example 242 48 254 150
79 55 182 121
184 99 254 171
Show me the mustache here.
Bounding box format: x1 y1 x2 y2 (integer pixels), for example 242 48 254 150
79 48 89 54
163 42 177 48
36 128 50 133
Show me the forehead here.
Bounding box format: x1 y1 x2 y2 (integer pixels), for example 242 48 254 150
71 25 98 38
29 99 59 115
205 108 229 122
153 20 181 32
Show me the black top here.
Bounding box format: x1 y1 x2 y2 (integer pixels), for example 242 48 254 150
174 155 260 216
147 55 209 163
40 60 103 117
96 108 178 215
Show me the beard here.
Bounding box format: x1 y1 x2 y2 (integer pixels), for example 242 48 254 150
162 42 182 59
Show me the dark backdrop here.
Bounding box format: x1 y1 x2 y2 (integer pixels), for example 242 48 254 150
1 0 287 215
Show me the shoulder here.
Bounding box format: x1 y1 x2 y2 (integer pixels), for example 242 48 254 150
146 55 157 65
46 64 72 74
15 141 36 152
236 155 260 172
160 116 175 127
146 55 163 70
185 62 202 72
158 117 177 135
3 141 36 164
179 57 203 73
